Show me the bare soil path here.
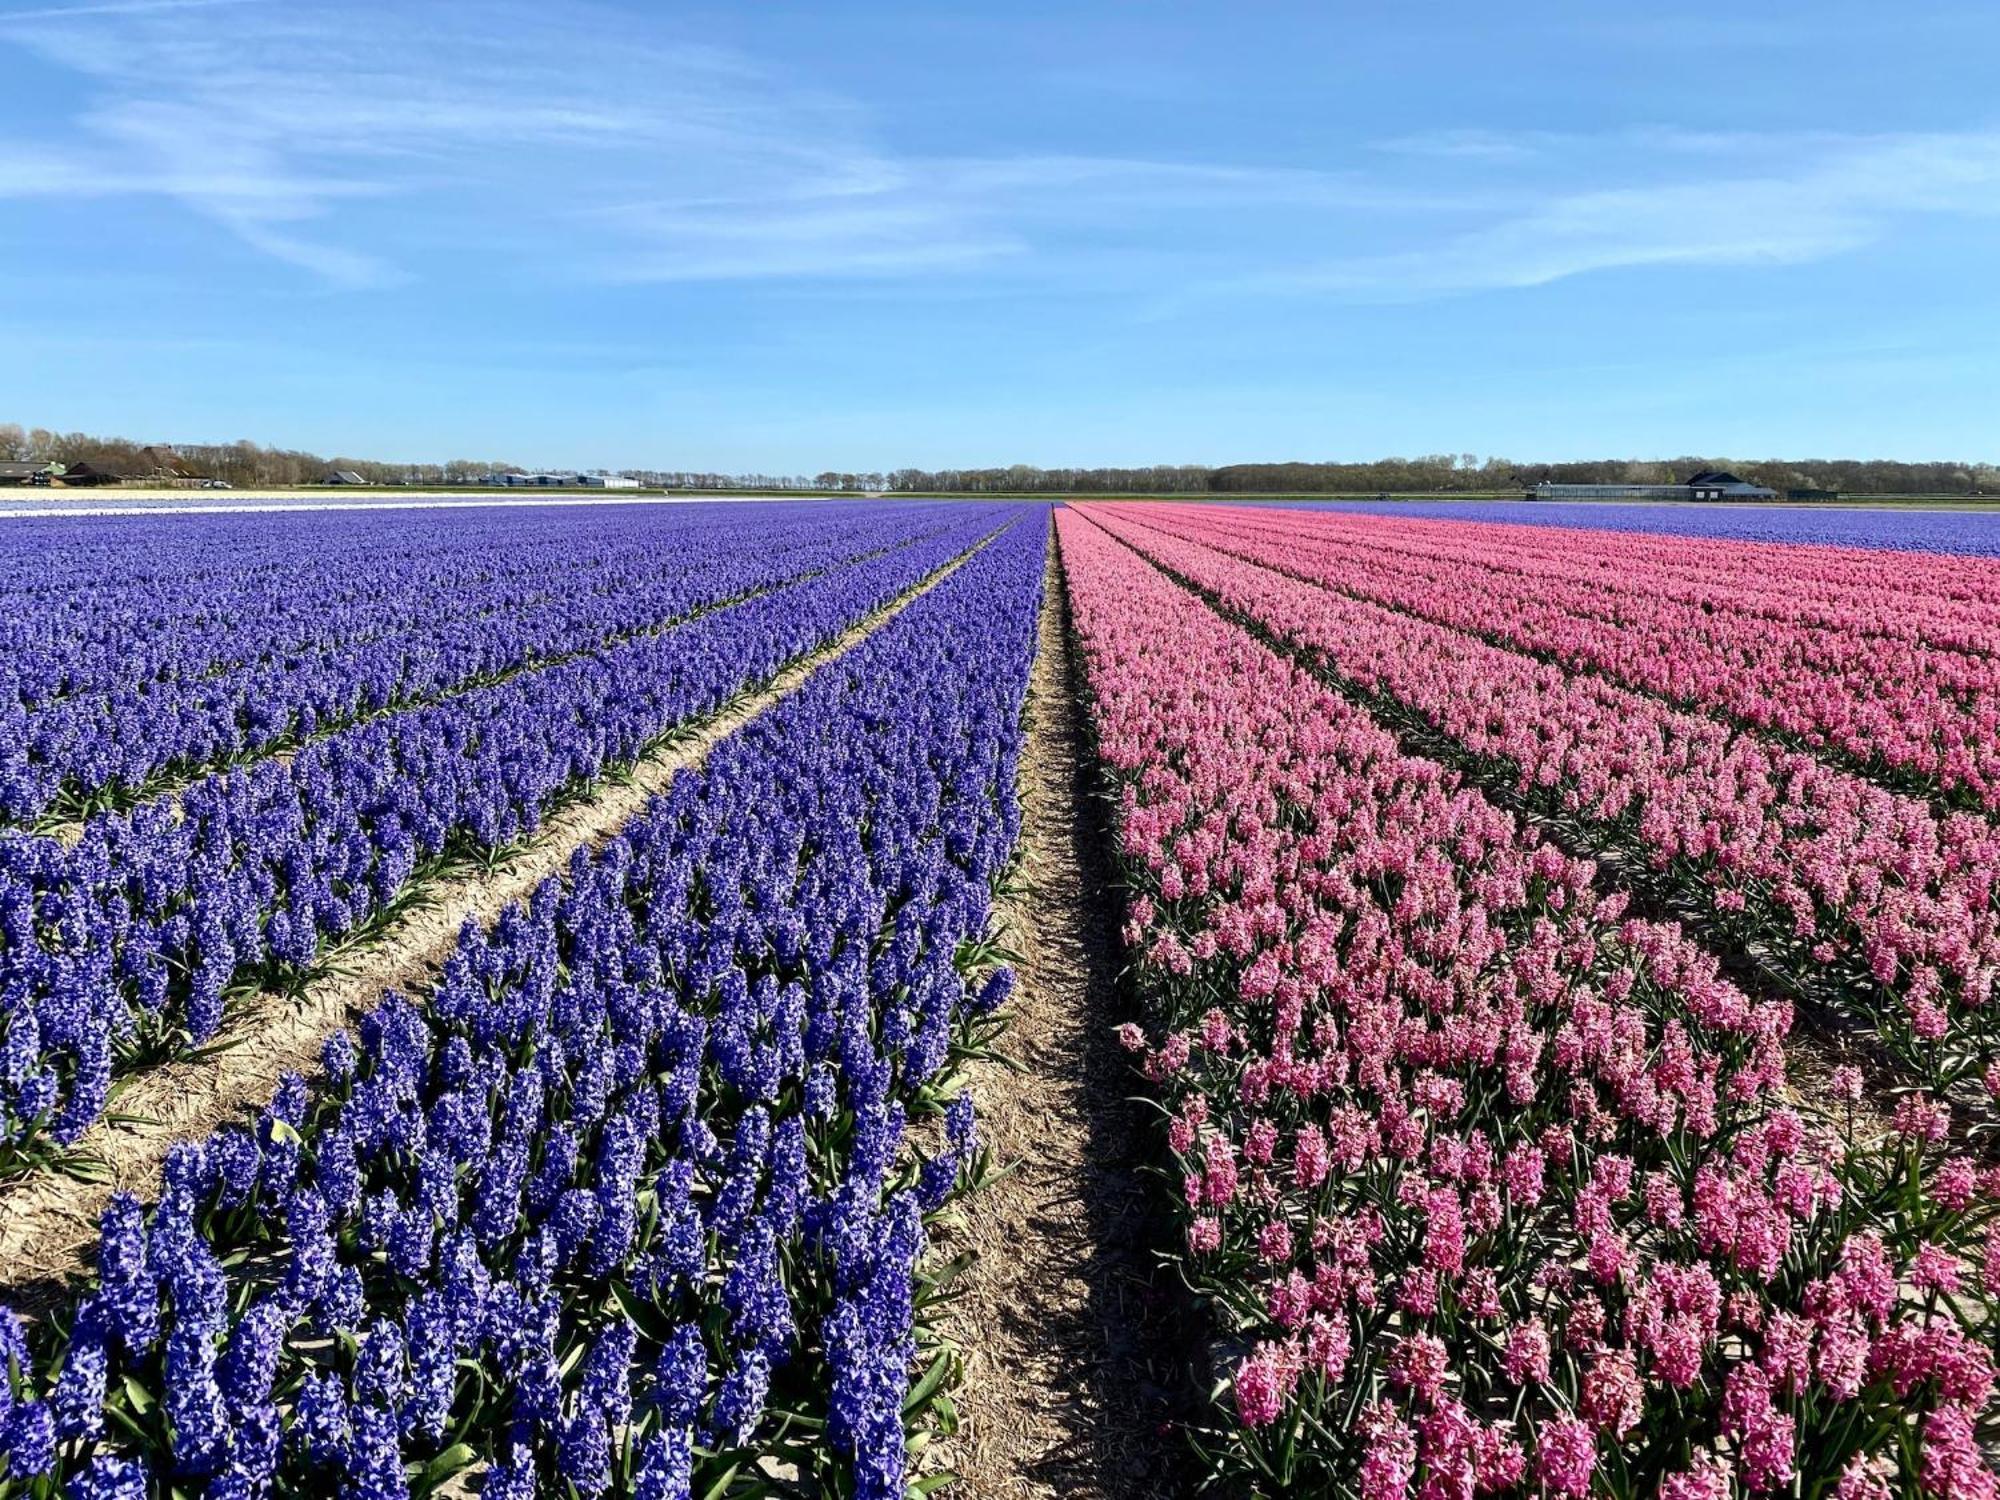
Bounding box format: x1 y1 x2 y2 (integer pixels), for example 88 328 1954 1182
0 537 996 1305
941 524 1192 1499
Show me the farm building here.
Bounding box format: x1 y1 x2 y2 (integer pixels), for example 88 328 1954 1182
1685 469 1778 501
0 461 57 487
1523 482 1689 501
483 471 580 487
134 446 199 480
41 448 209 488
323 471 370 485
1524 470 1780 502
55 460 126 486
480 471 644 488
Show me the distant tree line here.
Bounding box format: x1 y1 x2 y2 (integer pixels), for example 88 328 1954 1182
0 425 522 489
870 455 2000 496
5 424 1996 496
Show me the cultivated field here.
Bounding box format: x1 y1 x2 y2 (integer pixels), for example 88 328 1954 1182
0 499 1995 1498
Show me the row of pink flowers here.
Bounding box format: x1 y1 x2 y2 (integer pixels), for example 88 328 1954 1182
1057 505 2000 1498
1234 504 2000 653
1079 503 2000 1097
1125 502 2000 814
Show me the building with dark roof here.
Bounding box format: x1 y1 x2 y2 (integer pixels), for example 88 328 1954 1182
1525 470 1780 502
0 461 57 487
483 471 584 486
134 445 196 479
1685 470 1778 501
56 460 126 486
1523 481 1689 501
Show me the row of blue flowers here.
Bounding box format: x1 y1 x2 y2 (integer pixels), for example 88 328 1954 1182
0 506 1012 1171
0 504 932 713
0 504 968 826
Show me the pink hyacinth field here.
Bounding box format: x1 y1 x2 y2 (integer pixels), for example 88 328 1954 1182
1057 502 2000 1499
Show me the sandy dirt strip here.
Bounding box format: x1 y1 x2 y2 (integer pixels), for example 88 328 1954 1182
940 525 1191 1499
0 533 999 1306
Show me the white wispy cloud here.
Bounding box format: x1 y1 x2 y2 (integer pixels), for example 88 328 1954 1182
0 0 1447 290
1372 128 1560 164
2 0 1995 306
0 0 257 23
0 0 936 285
584 154 1436 284
1252 129 2000 298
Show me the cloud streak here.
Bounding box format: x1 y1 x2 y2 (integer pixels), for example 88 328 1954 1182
0 0 258 23
0 0 1460 291
0 1 934 285
2 1 1996 308
1251 129 2000 299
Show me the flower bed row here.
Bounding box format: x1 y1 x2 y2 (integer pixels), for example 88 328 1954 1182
1141 502 2000 815
1260 500 2000 652
1079 504 2000 1102
0 508 1047 1500
1275 497 2000 562
2 506 682 712
1057 506 2000 1498
0 509 1011 1174
1 504 953 826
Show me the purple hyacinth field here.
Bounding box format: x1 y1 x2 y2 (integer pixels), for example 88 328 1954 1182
0 501 1049 1499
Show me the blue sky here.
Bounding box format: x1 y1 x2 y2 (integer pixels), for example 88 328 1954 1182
2 0 1998 472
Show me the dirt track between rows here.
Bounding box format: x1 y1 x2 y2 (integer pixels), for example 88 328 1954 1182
941 522 1191 1499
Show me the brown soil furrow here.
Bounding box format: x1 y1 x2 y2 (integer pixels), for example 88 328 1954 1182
941 519 1191 1499
0 536 997 1303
